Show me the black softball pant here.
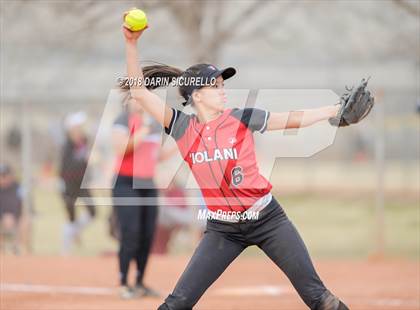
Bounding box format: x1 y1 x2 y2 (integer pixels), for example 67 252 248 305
62 188 96 223
158 197 338 310
113 175 158 286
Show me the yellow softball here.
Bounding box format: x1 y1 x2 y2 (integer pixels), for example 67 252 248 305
124 9 148 31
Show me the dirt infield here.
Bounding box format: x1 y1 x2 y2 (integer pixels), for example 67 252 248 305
1 255 419 310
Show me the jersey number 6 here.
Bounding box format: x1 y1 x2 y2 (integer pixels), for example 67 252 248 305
231 166 243 186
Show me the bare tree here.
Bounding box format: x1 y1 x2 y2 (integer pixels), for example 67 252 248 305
392 0 420 17
138 0 293 63
2 1 419 70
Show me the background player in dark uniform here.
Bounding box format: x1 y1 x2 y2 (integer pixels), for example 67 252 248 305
60 112 96 254
0 163 23 254
120 23 351 310
112 95 178 299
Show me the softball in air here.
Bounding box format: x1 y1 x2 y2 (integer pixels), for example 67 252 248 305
124 9 148 31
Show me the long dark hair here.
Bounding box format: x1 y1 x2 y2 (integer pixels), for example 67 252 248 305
118 64 183 89
143 64 184 89
118 64 185 108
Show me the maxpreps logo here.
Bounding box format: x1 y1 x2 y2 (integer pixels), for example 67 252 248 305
190 147 238 164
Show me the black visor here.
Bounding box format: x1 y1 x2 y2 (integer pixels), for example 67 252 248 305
215 67 236 80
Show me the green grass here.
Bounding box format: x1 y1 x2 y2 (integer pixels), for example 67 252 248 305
32 188 117 256
30 188 419 259
271 193 419 259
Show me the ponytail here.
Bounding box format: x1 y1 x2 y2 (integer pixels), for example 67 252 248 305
117 63 183 91
142 64 183 89
117 63 184 108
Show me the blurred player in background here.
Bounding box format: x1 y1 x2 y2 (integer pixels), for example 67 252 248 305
151 179 193 255
0 163 23 255
112 92 177 299
59 111 96 254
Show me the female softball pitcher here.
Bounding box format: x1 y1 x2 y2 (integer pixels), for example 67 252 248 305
120 15 373 309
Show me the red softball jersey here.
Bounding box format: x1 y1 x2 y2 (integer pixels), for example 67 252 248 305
113 111 161 179
165 107 272 212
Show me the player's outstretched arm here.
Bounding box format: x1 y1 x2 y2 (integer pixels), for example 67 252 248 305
122 25 173 128
266 105 339 131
